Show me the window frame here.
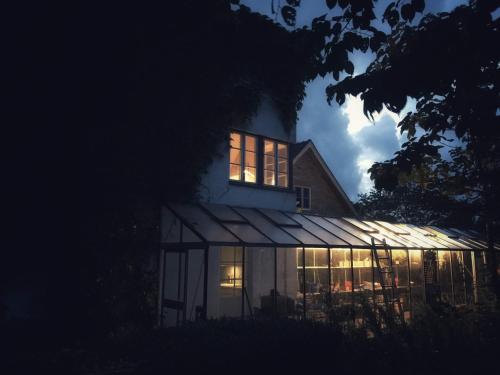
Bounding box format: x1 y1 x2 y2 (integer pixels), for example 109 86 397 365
229 132 257 184
228 129 292 191
295 185 311 210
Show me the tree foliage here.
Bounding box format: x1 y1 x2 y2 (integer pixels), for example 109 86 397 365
327 0 499 226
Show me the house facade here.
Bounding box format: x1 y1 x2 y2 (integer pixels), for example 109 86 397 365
159 98 498 328
292 140 356 217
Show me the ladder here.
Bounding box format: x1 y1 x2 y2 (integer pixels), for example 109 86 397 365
371 238 405 326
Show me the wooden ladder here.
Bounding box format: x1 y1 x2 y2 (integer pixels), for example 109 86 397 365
371 238 405 326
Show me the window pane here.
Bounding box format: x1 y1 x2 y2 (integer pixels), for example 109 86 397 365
230 148 241 164
278 158 288 173
229 164 241 180
264 140 275 155
303 189 310 209
278 173 288 188
264 169 275 185
245 135 256 152
230 132 241 149
278 143 287 158
295 187 302 208
264 155 275 170
303 196 310 209
244 166 257 183
245 151 256 167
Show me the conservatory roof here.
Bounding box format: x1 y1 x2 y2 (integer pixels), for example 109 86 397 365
162 202 498 251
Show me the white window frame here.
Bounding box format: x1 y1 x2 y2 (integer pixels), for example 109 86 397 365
295 185 311 210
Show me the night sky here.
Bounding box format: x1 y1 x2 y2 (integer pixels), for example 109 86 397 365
242 0 468 200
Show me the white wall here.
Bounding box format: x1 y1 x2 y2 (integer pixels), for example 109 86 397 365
199 96 297 211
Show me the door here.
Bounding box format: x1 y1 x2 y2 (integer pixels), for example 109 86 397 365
160 248 206 327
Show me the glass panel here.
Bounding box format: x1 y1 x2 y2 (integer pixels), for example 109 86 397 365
223 223 273 245
352 249 373 292
229 148 241 164
286 213 350 247
375 221 410 235
306 215 369 247
246 247 275 318
462 251 475 305
185 249 205 322
229 164 241 181
330 248 353 324
424 227 470 249
219 247 243 318
326 217 382 246
264 140 275 155
438 251 453 304
245 135 256 152
352 249 374 326
244 166 257 183
392 250 409 287
365 221 415 248
277 143 287 158
302 187 310 209
278 173 288 188
200 203 246 223
245 151 256 167
264 169 275 185
264 155 275 169
451 251 467 305
343 218 379 233
284 227 327 246
303 248 329 321
423 250 440 304
409 250 424 308
392 249 411 318
278 158 288 173
258 208 299 226
170 203 239 243
295 187 302 208
277 247 299 318
162 251 186 327
398 224 445 249
234 207 300 245
230 132 241 149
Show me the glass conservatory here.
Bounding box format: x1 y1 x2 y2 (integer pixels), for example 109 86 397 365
159 202 499 327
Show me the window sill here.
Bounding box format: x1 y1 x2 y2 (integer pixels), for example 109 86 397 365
229 180 294 193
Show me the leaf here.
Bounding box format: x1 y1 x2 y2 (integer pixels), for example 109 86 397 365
325 0 337 9
338 0 349 9
345 60 354 75
387 9 399 27
281 5 297 26
332 22 342 36
411 0 425 13
401 4 416 22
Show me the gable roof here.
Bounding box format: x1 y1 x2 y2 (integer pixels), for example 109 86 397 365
292 140 358 217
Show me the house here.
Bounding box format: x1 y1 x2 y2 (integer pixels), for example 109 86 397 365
159 96 498 328
292 140 357 217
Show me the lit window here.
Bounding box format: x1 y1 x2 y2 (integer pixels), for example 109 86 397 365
220 247 243 296
229 132 256 183
295 186 311 210
263 139 288 188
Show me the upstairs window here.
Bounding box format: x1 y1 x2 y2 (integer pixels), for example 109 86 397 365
229 131 257 183
296 186 311 210
264 139 288 188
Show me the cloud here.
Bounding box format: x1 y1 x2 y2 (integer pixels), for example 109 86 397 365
353 114 401 194
297 77 362 201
